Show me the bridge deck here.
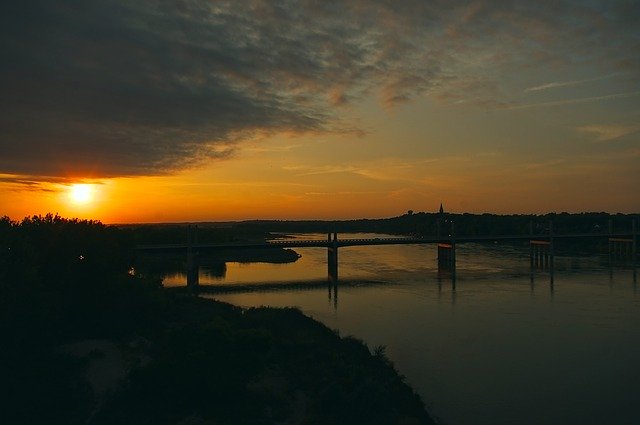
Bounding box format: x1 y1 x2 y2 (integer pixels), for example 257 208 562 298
136 232 635 251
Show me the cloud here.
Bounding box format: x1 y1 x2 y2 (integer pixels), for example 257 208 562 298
243 144 302 154
578 124 639 142
524 74 617 92
0 173 96 192
0 0 422 178
283 165 362 176
304 191 381 196
503 91 640 110
1 0 637 180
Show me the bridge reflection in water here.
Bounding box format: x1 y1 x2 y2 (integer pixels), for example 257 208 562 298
136 220 638 292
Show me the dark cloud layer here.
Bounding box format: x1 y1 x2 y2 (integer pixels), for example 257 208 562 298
1 0 637 179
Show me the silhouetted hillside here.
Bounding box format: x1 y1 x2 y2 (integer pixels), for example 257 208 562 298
1 215 435 425
232 211 638 238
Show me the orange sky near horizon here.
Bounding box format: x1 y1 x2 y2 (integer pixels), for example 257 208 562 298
3 99 638 224
1 2 638 223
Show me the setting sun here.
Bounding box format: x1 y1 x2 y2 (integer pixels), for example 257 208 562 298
69 184 94 205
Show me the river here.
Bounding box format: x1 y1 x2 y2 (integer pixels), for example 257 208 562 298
161 233 640 425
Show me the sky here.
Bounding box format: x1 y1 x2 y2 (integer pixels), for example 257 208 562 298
1 0 639 223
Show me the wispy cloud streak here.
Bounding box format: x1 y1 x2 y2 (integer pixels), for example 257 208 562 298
504 91 640 110
524 74 618 92
578 124 639 141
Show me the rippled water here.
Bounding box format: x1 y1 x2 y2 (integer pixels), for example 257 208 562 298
162 233 640 425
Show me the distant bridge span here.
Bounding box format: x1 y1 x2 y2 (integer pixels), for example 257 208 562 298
137 225 637 289
136 232 635 252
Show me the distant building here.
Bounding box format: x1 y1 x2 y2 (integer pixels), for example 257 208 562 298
439 203 444 215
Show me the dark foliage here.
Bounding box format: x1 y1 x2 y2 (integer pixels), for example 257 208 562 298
232 211 638 237
119 222 269 245
0 215 165 424
1 215 435 425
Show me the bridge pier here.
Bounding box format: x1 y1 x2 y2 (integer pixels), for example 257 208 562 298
186 253 199 289
437 221 457 279
634 220 637 282
187 224 199 290
633 220 638 283
328 232 338 284
549 221 555 281
437 243 456 273
608 219 636 264
609 237 634 263
530 240 553 271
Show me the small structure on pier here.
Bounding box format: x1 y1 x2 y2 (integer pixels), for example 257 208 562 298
530 240 553 270
437 243 456 272
437 218 456 280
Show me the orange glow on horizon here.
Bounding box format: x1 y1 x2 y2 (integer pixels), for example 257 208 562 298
1 124 638 224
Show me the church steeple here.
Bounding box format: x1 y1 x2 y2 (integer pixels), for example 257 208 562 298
439 203 444 215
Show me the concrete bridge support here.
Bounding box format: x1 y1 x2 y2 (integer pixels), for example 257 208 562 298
327 232 338 284
437 243 456 278
607 219 637 283
633 218 637 260
186 254 199 289
530 237 555 285
437 221 457 280
530 240 552 270
634 220 638 282
187 224 199 290
609 238 634 263
608 219 636 264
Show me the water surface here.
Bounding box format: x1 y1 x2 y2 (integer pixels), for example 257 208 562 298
163 233 640 424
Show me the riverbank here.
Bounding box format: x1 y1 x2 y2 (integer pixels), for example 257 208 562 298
90 294 436 424
4 285 436 424
1 216 435 424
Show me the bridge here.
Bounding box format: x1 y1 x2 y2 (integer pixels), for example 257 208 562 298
137 221 638 289
137 232 636 251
